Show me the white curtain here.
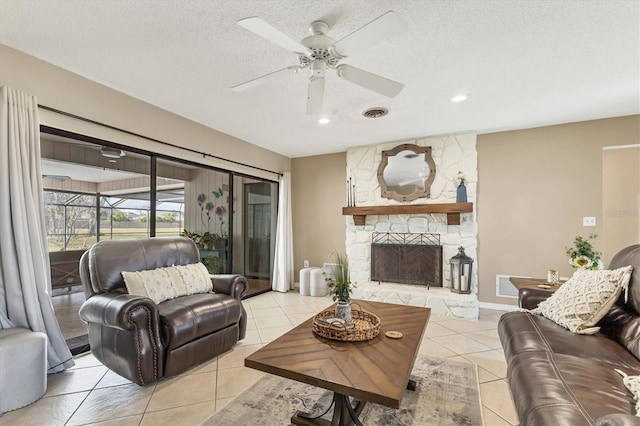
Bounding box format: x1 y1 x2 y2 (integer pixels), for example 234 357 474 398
0 86 74 373
272 172 294 292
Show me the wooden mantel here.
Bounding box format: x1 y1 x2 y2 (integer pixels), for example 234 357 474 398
342 202 473 226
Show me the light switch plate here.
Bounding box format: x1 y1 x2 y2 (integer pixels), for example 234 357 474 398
583 216 596 227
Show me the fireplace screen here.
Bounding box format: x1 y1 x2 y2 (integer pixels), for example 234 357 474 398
371 233 442 287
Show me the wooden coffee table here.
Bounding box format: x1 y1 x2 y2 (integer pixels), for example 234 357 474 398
244 300 431 426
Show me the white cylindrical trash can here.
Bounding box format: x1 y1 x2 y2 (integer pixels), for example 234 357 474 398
299 267 315 296
310 268 329 297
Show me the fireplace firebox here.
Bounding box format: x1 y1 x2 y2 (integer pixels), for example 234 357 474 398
371 233 442 288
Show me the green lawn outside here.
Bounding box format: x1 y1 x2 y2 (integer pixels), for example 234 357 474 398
48 227 181 252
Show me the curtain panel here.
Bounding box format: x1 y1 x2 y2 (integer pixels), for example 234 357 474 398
272 172 294 292
0 86 74 373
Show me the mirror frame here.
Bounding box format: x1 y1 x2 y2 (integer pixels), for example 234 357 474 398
377 143 436 202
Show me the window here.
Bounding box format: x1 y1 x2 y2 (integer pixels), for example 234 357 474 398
44 190 97 252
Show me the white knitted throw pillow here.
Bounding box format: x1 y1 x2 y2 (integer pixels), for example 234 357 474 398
531 266 633 334
615 369 640 417
122 263 213 304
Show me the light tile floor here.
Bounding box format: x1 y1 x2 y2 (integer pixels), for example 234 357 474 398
0 290 519 425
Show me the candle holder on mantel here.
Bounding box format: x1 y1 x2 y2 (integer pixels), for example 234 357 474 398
346 176 356 207
450 246 473 294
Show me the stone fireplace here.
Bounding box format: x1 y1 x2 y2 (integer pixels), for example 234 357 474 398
345 134 479 319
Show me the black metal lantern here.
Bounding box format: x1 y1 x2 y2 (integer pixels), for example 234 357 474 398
450 246 473 294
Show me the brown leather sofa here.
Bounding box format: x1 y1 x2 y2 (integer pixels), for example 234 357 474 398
499 244 640 426
79 237 248 386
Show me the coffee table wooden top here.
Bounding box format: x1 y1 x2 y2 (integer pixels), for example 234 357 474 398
245 300 431 409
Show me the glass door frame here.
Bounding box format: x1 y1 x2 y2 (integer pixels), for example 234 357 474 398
40 125 280 276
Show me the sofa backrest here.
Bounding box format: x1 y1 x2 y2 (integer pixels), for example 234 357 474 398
79 237 200 298
610 245 640 312
601 244 640 359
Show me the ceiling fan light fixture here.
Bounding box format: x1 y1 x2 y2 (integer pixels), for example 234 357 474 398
451 93 469 103
318 117 330 124
233 11 407 114
362 107 388 119
101 147 125 159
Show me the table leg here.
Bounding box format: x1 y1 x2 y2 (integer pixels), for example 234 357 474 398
407 379 417 391
291 392 365 426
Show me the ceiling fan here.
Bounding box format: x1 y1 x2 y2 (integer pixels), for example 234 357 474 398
232 11 407 114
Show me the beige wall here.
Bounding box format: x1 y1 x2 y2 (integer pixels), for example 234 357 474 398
0 44 290 179
291 153 347 275
477 115 640 305
603 145 640 262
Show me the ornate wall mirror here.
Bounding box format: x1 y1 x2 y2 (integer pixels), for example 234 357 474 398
377 144 436 202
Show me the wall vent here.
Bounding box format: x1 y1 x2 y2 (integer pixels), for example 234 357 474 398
495 274 529 299
323 263 338 280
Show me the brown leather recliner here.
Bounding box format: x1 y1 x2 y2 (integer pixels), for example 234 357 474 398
79 237 248 386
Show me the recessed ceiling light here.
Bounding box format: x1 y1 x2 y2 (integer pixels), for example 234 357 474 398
318 117 330 124
451 94 469 103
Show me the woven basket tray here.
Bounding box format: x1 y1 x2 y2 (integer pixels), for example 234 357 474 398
312 304 381 342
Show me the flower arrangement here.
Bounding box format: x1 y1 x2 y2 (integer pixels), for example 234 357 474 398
566 234 603 270
325 253 353 302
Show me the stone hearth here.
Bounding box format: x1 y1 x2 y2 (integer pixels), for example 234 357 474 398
352 281 479 319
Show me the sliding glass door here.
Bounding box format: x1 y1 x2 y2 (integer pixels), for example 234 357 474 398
232 177 278 297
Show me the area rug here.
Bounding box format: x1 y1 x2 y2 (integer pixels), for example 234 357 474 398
203 356 483 426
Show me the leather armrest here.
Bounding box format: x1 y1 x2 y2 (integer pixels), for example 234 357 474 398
596 414 640 426
519 287 554 310
211 274 248 300
79 292 160 331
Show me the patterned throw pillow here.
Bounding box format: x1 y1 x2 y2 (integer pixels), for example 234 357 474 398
122 263 213 304
615 369 640 417
531 266 633 334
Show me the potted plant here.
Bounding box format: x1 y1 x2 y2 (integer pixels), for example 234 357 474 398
181 229 217 251
326 253 353 323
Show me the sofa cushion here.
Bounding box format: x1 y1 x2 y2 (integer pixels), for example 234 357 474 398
158 293 242 350
499 311 640 370
531 266 633 334
507 351 638 425
122 263 212 304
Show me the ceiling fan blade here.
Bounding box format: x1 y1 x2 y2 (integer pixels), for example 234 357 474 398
332 11 407 58
306 76 325 115
237 17 309 54
231 66 301 91
336 64 404 98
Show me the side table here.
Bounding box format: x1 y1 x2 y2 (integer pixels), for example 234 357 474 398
509 277 561 309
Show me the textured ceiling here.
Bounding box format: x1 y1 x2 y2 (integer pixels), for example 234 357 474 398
1 1 638 158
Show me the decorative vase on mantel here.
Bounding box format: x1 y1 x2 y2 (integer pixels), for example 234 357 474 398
456 180 468 203
335 301 352 324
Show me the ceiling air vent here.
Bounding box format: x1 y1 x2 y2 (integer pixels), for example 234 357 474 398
362 107 388 119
